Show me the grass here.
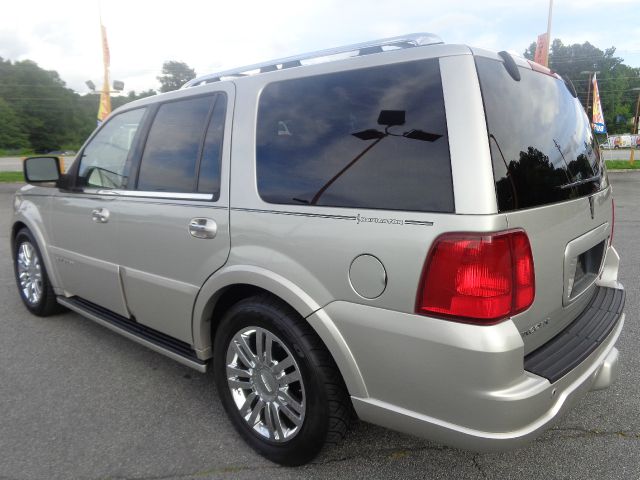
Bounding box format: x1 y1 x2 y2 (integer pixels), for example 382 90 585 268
0 172 24 183
605 160 640 170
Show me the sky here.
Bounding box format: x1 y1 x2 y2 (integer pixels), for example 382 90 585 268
1 0 639 95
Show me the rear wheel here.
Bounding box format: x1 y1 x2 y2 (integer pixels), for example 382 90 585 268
213 295 352 466
13 228 62 316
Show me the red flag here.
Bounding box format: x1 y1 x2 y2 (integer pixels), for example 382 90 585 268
534 33 549 67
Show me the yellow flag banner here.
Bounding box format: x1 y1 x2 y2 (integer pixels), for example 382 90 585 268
101 24 110 68
97 24 111 125
534 33 549 67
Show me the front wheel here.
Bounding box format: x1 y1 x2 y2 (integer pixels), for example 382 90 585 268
213 295 352 466
13 228 62 316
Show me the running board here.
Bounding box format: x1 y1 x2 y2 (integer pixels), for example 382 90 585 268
58 296 208 373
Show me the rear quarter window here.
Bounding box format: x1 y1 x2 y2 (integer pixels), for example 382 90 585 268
256 58 453 213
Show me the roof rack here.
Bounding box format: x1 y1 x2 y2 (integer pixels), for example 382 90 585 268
182 33 443 88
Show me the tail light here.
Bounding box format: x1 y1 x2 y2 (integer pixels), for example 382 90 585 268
416 230 535 325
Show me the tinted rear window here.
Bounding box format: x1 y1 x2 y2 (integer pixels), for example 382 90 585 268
476 57 606 212
256 58 453 212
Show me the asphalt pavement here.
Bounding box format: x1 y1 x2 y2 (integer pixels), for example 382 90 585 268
0 175 638 480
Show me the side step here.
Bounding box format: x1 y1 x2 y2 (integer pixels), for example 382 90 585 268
58 296 208 372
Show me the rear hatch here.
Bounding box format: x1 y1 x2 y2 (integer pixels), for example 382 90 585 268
475 54 612 354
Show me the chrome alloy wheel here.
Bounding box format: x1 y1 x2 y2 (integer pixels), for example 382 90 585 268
17 242 43 305
225 327 306 443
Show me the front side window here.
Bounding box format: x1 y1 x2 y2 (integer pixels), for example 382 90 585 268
78 108 146 189
137 95 215 192
256 58 453 213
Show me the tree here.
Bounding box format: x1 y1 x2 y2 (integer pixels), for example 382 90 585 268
0 97 29 150
0 59 79 151
524 40 640 134
126 89 157 100
157 61 196 92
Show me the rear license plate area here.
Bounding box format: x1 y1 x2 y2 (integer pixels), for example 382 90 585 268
570 240 606 299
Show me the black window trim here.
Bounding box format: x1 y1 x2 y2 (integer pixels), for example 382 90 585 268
195 92 227 198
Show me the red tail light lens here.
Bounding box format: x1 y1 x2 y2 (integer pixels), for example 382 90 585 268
416 230 535 324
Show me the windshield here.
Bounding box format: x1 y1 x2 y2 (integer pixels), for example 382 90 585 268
476 56 607 212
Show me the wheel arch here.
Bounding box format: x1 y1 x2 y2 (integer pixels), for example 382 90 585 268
192 265 368 397
11 217 62 292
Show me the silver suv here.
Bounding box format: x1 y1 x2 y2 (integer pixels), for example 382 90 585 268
12 33 624 465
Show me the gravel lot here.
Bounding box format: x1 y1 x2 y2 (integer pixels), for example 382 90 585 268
0 174 638 480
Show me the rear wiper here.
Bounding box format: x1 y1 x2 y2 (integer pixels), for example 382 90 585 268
557 174 601 190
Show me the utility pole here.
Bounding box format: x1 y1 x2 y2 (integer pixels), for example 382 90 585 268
546 0 553 64
633 88 640 136
630 88 640 165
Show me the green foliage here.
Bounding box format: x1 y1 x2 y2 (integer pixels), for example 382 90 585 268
0 97 29 149
0 57 160 153
524 40 640 134
605 160 640 170
0 172 25 183
157 61 196 93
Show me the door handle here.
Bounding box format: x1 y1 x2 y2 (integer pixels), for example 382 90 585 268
189 218 217 239
91 208 110 223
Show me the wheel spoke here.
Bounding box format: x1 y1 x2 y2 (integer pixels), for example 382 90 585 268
278 371 301 387
17 255 28 270
239 391 257 417
32 281 42 300
232 339 255 369
277 389 303 415
264 333 274 364
23 244 32 264
272 356 294 375
228 378 253 390
248 399 265 425
270 402 286 440
226 365 251 378
255 329 264 361
278 399 303 426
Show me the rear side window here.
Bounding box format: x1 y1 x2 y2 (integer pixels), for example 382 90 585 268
256 58 453 212
137 95 222 193
476 57 606 212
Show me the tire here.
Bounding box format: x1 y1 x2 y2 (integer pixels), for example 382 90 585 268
213 294 352 466
13 228 62 316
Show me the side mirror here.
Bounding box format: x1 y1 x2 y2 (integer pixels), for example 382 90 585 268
23 156 61 184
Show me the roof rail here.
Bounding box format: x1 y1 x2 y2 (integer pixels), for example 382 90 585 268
182 33 443 88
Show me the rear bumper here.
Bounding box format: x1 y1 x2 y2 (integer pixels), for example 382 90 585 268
318 286 624 451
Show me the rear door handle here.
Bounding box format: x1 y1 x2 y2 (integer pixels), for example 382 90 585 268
91 208 110 223
189 218 217 239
